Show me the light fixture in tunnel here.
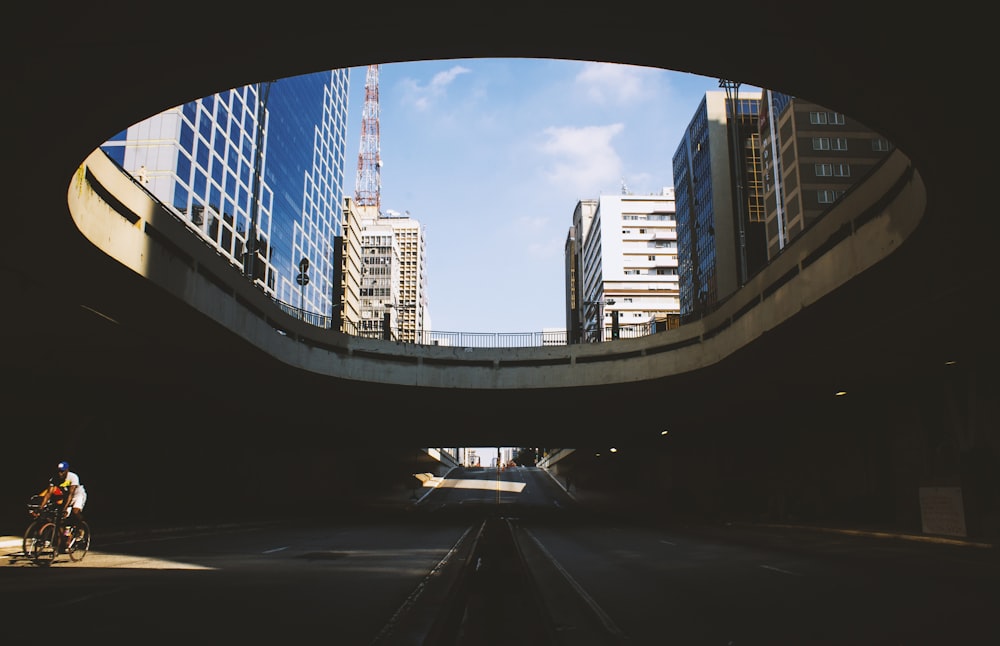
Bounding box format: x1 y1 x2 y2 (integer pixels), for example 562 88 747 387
609 447 618 453
835 390 847 397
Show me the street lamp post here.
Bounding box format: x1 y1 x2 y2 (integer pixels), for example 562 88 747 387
296 257 310 320
582 298 615 342
245 80 273 284
385 302 420 343
720 78 749 286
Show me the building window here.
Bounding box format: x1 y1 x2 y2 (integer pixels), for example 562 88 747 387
815 163 833 177
809 111 845 125
648 255 656 261
872 138 891 152
817 189 845 204
812 137 831 150
833 163 851 177
832 137 848 151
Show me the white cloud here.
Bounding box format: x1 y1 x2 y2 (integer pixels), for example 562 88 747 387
400 65 472 111
538 124 625 196
575 62 653 105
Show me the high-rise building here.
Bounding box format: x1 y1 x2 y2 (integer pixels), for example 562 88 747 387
759 92 894 260
101 70 351 320
353 210 428 342
672 89 765 319
565 199 597 344
381 212 428 343
337 196 365 334
357 212 399 339
566 191 679 343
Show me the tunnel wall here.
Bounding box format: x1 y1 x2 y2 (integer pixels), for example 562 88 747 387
589 358 1000 539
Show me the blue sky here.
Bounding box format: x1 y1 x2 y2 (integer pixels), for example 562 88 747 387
344 59 746 334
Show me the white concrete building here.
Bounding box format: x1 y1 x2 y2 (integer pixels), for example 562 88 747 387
570 189 679 342
358 212 400 338
355 209 428 342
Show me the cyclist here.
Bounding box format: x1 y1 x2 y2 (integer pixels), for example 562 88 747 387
37 461 87 528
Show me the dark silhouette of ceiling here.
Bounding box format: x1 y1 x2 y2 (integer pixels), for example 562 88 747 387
3 3 997 454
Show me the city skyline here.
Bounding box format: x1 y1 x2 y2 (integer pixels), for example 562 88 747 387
345 59 759 334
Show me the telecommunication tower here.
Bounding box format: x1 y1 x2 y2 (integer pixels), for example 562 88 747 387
355 64 382 214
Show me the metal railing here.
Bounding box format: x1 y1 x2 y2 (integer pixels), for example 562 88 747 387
277 298 682 348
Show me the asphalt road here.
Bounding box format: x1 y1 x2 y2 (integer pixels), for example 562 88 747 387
3 467 997 645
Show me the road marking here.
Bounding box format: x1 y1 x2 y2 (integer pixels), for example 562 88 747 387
760 564 800 576
523 528 628 640
262 546 288 554
660 539 676 546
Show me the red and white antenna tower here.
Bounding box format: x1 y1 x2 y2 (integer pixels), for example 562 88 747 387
355 64 381 214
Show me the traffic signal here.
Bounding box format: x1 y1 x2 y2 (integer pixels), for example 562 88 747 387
611 310 620 339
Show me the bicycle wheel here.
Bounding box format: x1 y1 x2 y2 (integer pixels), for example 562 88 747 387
67 521 90 561
29 522 58 565
22 519 42 555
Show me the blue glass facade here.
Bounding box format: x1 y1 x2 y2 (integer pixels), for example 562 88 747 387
263 71 350 313
673 91 762 318
673 95 716 318
101 70 350 317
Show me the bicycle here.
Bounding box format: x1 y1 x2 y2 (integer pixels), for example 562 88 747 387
22 496 91 565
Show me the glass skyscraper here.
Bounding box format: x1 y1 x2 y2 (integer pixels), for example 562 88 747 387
101 69 350 318
672 90 762 319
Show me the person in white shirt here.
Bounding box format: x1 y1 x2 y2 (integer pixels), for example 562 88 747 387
38 460 87 526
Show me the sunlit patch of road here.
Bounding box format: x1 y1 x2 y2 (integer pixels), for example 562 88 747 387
436 478 526 492
3 547 216 570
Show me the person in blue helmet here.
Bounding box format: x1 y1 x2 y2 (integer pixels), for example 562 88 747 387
37 461 88 527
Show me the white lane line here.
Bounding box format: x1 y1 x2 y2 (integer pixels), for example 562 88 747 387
262 546 289 554
660 539 676 546
760 564 800 576
523 528 628 640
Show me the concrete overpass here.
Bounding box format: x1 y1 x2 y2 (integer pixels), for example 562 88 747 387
2 3 997 537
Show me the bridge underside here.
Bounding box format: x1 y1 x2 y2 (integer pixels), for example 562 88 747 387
2 3 998 536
